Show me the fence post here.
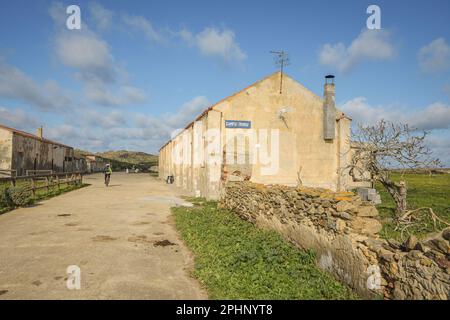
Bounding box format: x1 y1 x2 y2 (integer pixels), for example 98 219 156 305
56 175 60 191
31 177 36 198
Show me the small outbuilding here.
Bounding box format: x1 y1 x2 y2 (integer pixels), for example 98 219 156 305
0 125 74 177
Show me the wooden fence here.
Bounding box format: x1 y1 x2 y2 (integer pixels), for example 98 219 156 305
0 172 83 197
0 169 17 177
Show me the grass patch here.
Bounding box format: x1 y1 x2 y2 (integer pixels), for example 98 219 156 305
376 173 450 240
0 181 88 214
172 199 358 300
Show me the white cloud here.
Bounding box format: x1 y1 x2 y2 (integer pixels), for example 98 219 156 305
341 97 450 131
426 135 450 166
122 86 147 104
41 96 210 153
0 60 71 112
418 38 450 73
180 27 247 63
122 15 164 43
50 5 147 107
0 107 40 130
48 1 66 27
166 96 210 128
89 2 113 31
341 97 450 165
83 110 127 129
84 81 147 107
409 102 450 131
340 97 398 125
55 30 116 83
319 29 395 72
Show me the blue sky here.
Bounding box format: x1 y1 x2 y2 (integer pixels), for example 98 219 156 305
0 0 449 163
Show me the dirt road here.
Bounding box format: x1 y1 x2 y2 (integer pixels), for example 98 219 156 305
0 173 207 299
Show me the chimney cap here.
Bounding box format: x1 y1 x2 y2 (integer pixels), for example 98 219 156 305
325 74 335 84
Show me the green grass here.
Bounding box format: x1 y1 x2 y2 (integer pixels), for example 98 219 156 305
376 173 450 240
0 180 88 214
172 199 358 300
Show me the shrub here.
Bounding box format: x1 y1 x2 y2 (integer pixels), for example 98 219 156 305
0 187 13 209
9 186 33 206
0 186 33 208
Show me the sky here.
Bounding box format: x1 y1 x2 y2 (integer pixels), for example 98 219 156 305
0 0 449 164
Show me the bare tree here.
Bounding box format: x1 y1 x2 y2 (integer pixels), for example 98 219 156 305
347 120 441 217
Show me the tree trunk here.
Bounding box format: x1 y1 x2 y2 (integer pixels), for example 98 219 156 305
382 180 407 217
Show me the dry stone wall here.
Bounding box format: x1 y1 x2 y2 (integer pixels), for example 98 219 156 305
221 182 450 299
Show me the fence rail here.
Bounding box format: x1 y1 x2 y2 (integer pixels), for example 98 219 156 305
25 170 54 176
0 172 83 197
0 169 17 177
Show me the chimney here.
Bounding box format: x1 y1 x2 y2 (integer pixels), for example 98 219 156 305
37 126 43 139
323 75 336 140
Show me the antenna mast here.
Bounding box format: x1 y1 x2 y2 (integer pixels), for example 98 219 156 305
270 50 290 94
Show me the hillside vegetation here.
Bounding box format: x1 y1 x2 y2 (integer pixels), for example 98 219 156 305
96 150 158 167
75 149 158 171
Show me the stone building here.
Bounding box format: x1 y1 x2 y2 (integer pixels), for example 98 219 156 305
159 72 363 199
84 155 106 173
0 124 74 177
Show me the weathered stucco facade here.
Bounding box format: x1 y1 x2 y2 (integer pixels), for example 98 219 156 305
159 72 361 199
0 125 74 176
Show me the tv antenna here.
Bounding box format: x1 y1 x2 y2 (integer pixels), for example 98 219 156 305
270 50 290 94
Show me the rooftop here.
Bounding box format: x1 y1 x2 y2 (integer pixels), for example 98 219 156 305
0 124 73 149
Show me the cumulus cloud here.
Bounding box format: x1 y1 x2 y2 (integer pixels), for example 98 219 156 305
50 4 147 107
41 96 209 153
0 60 71 112
83 109 127 129
0 107 40 130
319 29 395 72
89 2 113 31
341 97 450 165
418 38 450 73
123 15 164 43
84 81 147 107
427 135 450 166
180 27 247 63
341 97 450 131
166 96 210 128
55 30 116 83
409 102 450 131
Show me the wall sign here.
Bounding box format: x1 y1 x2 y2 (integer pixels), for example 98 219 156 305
225 120 251 129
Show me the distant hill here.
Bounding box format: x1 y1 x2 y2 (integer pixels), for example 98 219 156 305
96 150 158 166
74 149 158 171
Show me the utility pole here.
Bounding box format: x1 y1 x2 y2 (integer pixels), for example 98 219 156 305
270 50 290 94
